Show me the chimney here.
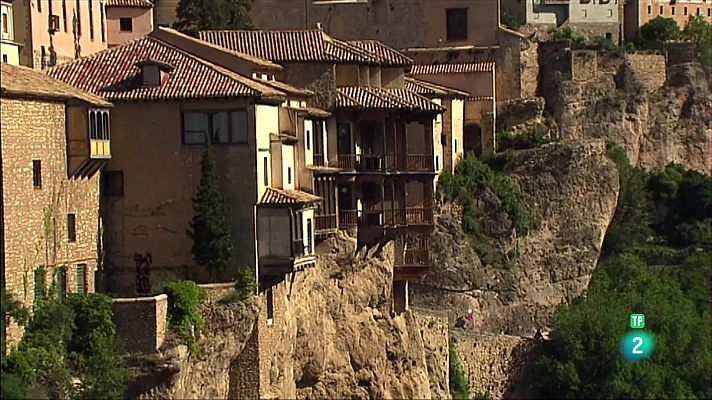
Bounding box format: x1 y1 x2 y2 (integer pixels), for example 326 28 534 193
316 22 323 30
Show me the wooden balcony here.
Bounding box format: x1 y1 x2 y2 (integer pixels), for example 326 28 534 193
337 208 434 229
339 209 359 227
313 153 326 167
315 213 337 233
405 207 434 225
333 154 434 173
395 237 430 268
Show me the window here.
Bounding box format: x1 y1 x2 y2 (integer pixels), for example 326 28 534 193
102 170 124 196
32 160 42 188
287 167 292 185
67 213 76 242
455 139 458 154
119 17 132 32
2 10 7 35
34 268 46 305
696 8 700 15
672 6 675 15
54 267 67 299
75 0 81 36
647 5 651 14
100 3 105 41
37 0 41 13
76 264 87 293
181 111 248 145
581 9 587 18
88 0 94 40
684 7 687 15
306 218 313 254
62 0 67 31
263 157 269 186
608 9 613 18
266 287 274 322
89 109 110 140
435 155 440 171
2 54 6 63
446 8 467 42
660 5 663 14
306 128 311 150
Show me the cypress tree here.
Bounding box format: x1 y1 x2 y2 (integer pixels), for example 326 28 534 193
173 0 254 36
187 138 234 279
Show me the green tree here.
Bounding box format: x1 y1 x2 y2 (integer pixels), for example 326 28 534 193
500 10 520 30
187 139 235 279
449 337 470 400
638 16 681 46
173 0 254 36
681 15 711 73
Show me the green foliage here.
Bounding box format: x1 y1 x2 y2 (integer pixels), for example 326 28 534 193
149 271 180 295
531 253 710 399
2 294 127 399
533 143 711 399
638 16 681 45
186 139 235 279
164 280 207 354
234 266 257 301
1 290 29 356
681 15 711 79
449 337 470 400
475 392 494 400
496 124 555 152
173 0 253 35
500 10 520 30
550 26 588 49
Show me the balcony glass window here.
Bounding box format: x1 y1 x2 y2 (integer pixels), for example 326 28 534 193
89 109 110 140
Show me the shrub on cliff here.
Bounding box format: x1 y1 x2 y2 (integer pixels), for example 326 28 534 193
164 280 207 354
637 16 681 46
449 337 470 400
681 16 711 77
173 0 253 35
187 138 235 280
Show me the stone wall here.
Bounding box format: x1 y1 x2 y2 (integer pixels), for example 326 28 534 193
572 50 598 82
112 294 168 353
665 42 696 66
625 53 666 92
412 307 450 399
453 333 539 399
519 41 539 99
1 97 100 346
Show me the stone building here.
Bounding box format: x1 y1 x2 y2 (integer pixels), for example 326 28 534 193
48 27 329 296
623 0 711 41
502 0 622 42
1 0 22 64
199 29 446 307
11 0 108 69
1 63 111 346
105 0 153 47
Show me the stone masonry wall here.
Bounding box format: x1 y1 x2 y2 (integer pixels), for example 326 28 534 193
572 50 598 82
112 294 168 353
625 53 666 92
412 307 450 399
1 97 100 347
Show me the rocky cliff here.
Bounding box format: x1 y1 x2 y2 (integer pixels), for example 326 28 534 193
412 139 620 336
537 50 710 173
128 232 449 399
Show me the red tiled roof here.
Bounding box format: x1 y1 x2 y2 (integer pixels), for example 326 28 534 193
335 87 445 113
410 62 495 75
198 30 410 66
47 37 285 101
349 40 412 66
403 77 470 98
260 188 322 205
106 0 153 7
1 63 111 107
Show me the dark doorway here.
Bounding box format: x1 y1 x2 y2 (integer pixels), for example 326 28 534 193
337 123 352 155
464 123 483 157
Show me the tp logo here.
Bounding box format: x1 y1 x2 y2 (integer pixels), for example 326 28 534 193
622 314 655 362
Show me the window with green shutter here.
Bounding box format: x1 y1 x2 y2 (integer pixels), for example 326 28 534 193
54 266 67 299
76 264 87 294
33 267 46 304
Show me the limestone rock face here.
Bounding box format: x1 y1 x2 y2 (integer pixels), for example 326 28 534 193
546 60 710 173
412 139 620 336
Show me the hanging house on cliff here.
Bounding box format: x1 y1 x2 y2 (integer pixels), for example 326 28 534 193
47 27 329 295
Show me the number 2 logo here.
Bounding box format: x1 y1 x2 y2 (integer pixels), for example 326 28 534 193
632 336 643 354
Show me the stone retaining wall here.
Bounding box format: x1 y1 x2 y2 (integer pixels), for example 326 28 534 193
112 294 168 353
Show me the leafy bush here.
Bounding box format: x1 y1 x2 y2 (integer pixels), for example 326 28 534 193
681 15 711 73
164 280 207 354
496 125 554 152
638 16 681 46
500 10 520 30
234 266 257 301
449 337 470 400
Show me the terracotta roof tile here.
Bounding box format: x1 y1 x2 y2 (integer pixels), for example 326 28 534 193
410 62 495 75
0 63 111 107
403 77 470 98
106 0 153 7
198 30 410 66
260 188 322 205
47 37 285 101
349 40 412 66
335 87 445 113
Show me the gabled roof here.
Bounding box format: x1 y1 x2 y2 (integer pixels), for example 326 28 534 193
198 30 411 66
335 87 445 113
1 63 111 107
260 188 322 205
403 77 470 98
47 36 286 102
106 0 153 7
410 62 495 75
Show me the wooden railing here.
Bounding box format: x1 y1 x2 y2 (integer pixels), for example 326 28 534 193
402 249 430 267
312 153 326 167
333 154 434 173
405 207 434 225
339 210 359 226
315 214 337 231
363 210 383 227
